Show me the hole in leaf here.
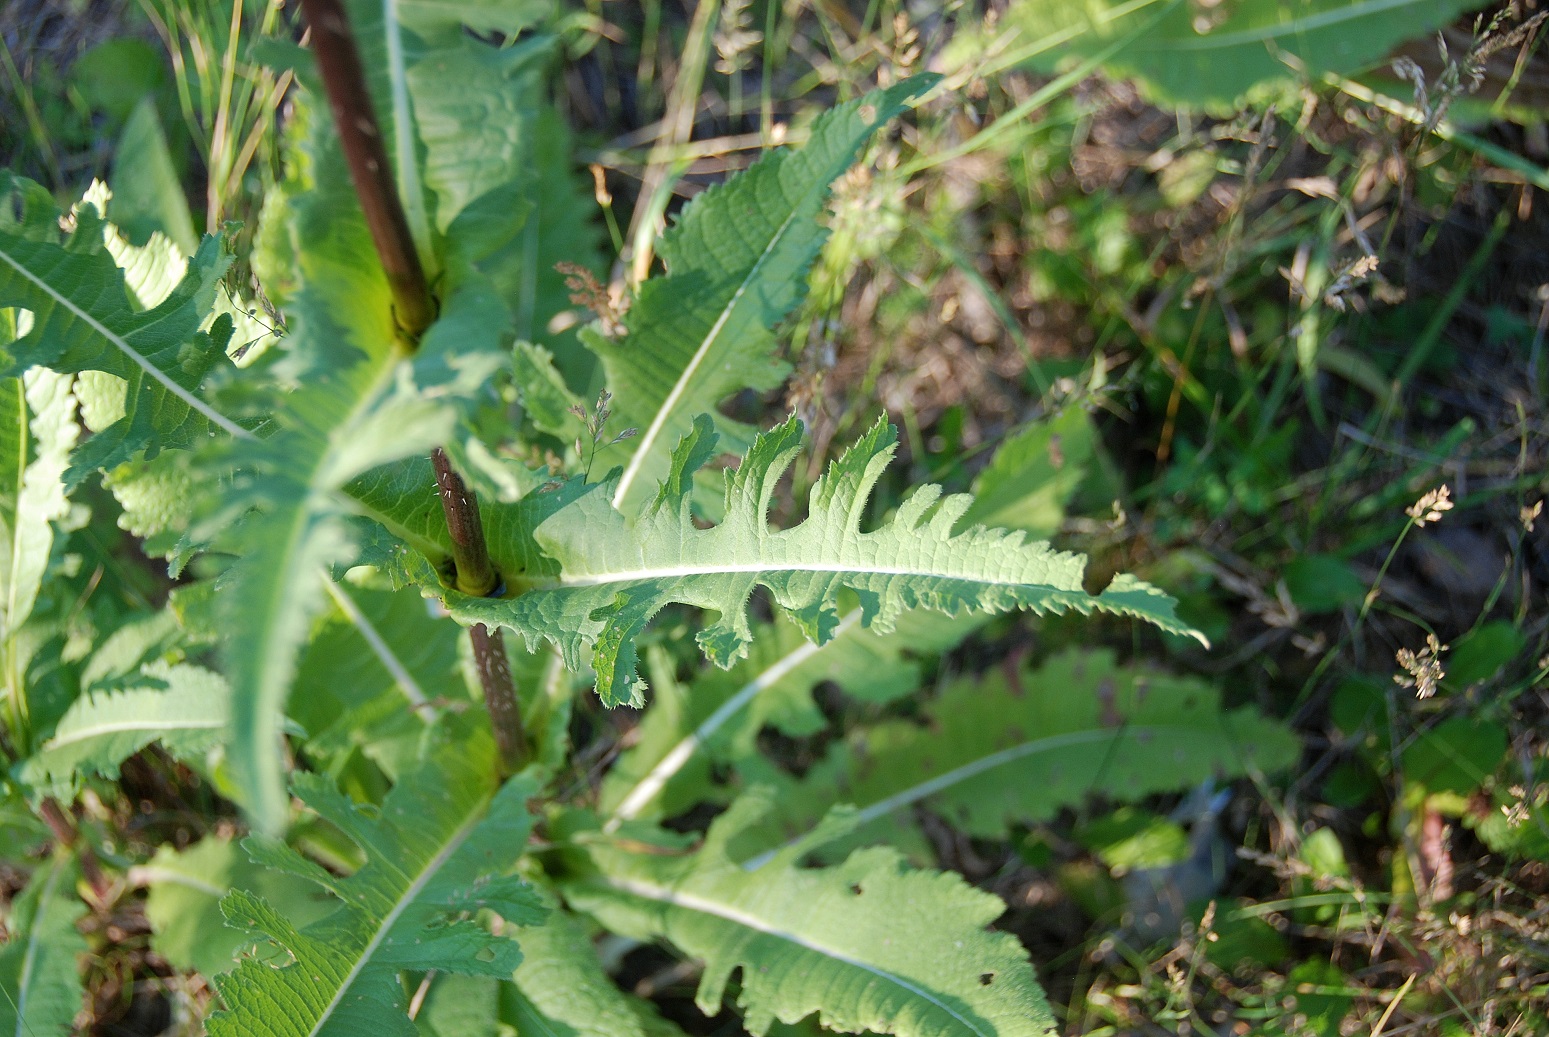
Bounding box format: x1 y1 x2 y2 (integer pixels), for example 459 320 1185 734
979 972 995 986
849 883 864 896
664 801 727 834
1082 563 1115 597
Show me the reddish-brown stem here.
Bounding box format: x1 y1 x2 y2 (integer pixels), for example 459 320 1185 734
469 624 527 775
299 1 527 772
297 0 435 339
431 447 497 597
38 798 109 901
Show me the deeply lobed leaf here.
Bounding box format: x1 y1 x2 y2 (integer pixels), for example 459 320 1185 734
450 415 1200 706
565 794 1056 1037
601 608 979 824
213 5 550 824
594 77 939 511
734 648 1301 863
16 662 230 799
0 369 76 643
207 725 544 1037
0 177 244 466
503 889 687 1037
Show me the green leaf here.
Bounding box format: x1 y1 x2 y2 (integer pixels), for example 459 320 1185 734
341 0 552 276
1400 716 1508 796
565 794 1057 1037
79 181 188 311
0 787 51 858
1 369 76 642
207 729 545 1037
343 452 588 591
101 449 197 559
601 608 978 824
289 580 462 780
407 33 550 236
512 339 587 441
1076 807 1190 872
1446 620 1525 688
1467 759 1549 862
414 975 502 1037
398 0 553 39
735 649 1300 861
1282 554 1366 615
502 891 682 1037
497 106 607 359
959 406 1094 538
212 83 512 831
1009 0 1492 110
596 77 938 512
1282 959 1352 1037
0 855 87 1037
68 38 163 122
109 97 198 255
452 415 1199 707
0 178 246 458
16 662 230 798
212 99 421 824
139 835 334 978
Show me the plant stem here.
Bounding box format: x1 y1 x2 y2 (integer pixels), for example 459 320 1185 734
299 0 527 772
431 447 497 597
296 0 435 339
430 448 526 772
469 624 526 775
38 798 109 901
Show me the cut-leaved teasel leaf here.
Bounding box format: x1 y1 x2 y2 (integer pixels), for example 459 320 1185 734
450 414 1202 707
733 648 1300 865
566 793 1057 1037
207 724 544 1037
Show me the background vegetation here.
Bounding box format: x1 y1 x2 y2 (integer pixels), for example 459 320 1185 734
1 0 1546 1034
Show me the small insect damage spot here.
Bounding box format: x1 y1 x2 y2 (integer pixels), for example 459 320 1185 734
1097 676 1123 728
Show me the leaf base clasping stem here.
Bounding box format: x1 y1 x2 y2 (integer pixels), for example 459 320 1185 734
299 0 526 775
433 447 527 773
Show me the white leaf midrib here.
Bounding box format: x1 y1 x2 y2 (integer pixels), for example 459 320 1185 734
557 559 1051 587
0 243 252 441
606 611 858 827
12 859 68 1037
40 715 225 750
611 203 803 510
304 793 491 1037
744 722 1219 869
598 873 994 1037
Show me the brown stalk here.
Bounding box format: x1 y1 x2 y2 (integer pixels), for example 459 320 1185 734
298 0 526 773
297 0 435 339
38 798 109 902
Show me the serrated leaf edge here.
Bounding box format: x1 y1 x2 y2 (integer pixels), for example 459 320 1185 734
0 239 251 441
593 873 1001 1037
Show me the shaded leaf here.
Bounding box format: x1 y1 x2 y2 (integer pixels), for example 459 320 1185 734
565 795 1056 1037
0 856 86 1037
17 662 229 798
1009 0 1491 110
736 649 1300 862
